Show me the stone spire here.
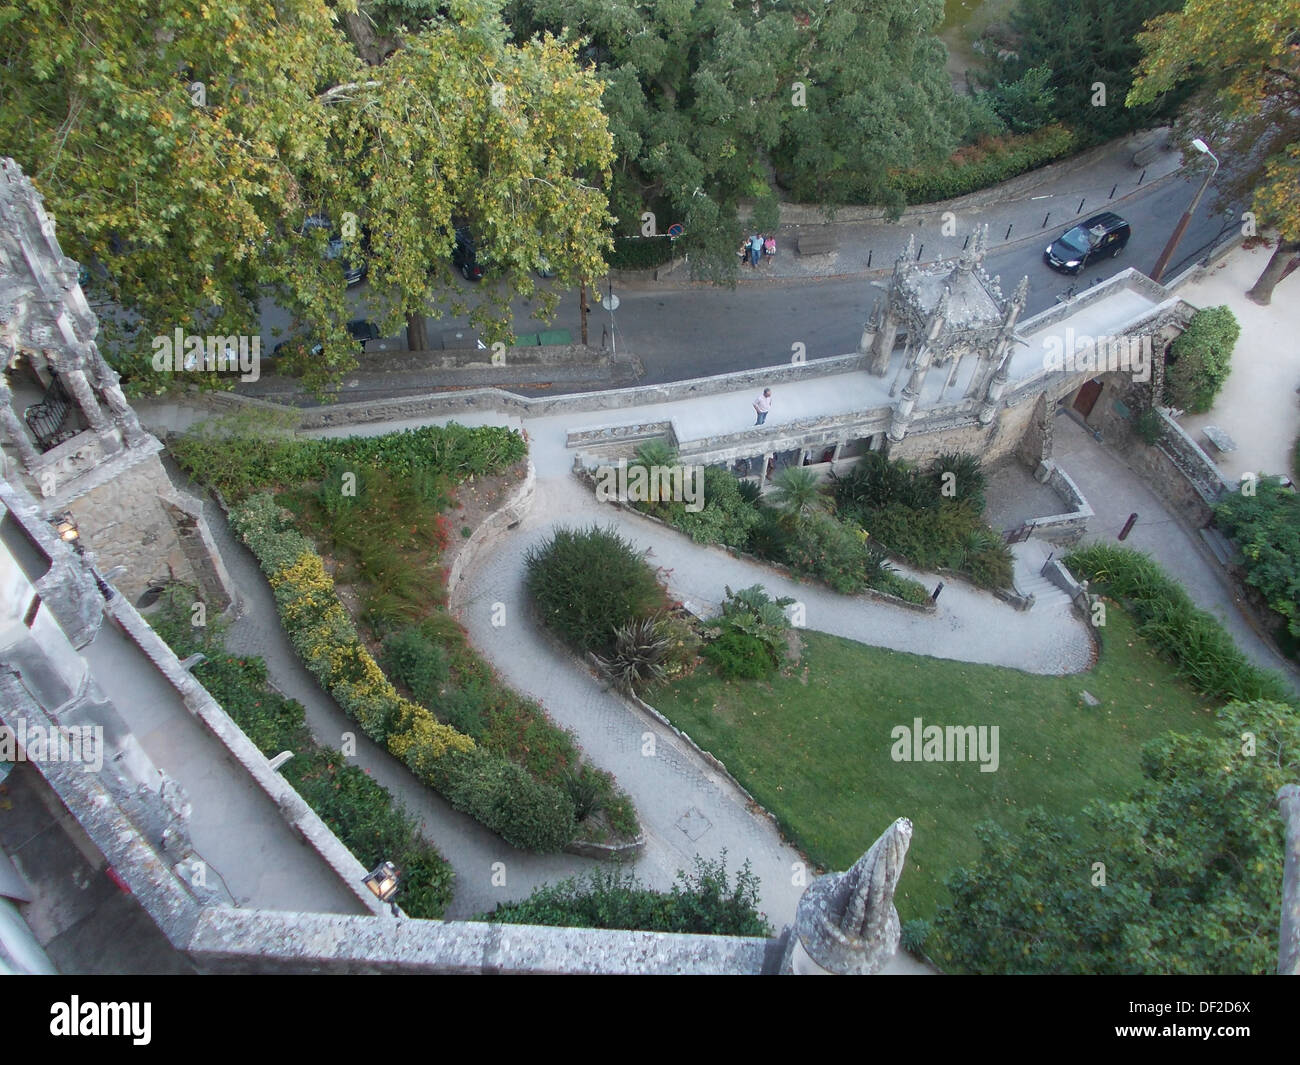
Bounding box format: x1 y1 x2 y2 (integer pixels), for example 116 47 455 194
789 817 913 974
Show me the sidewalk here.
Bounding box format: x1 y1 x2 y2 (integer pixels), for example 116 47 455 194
692 133 1186 284
1171 242 1299 482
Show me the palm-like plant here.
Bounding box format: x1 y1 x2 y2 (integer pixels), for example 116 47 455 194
766 465 826 522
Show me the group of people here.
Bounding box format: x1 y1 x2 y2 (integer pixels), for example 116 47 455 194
738 232 777 267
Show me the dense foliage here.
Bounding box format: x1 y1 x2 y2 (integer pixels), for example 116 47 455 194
1162 306 1240 414
150 591 455 917
833 452 1013 590
980 0 1188 144
1214 476 1300 642
1128 0 1300 274
503 0 961 274
171 418 527 503
524 524 667 656
702 585 796 680
932 699 1296 974
1064 543 1294 704
483 854 772 936
0 0 615 394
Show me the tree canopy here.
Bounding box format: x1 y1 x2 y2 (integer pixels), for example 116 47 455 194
1128 0 1300 245
0 0 614 394
932 699 1297 974
983 0 1188 144
503 0 961 278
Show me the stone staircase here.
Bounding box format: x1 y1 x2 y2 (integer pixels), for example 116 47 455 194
1010 537 1077 617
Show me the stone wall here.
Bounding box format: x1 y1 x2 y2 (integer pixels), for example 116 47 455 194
445 461 535 603
1029 461 1094 546
55 445 233 610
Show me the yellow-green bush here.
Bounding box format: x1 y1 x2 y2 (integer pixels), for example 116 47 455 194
231 493 577 852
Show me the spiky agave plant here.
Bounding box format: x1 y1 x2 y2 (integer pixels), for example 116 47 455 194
592 615 671 692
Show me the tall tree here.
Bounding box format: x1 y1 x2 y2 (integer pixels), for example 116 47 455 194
0 0 613 395
504 0 959 279
985 0 1188 143
1127 0 1300 304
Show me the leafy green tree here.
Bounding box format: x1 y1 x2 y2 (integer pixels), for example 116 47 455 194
1214 476 1300 640
504 0 960 277
985 0 1188 143
1127 0 1300 305
0 0 613 395
985 65 1057 134
932 699 1297 974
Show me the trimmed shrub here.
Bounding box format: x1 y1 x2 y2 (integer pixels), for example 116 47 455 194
524 524 665 656
703 628 777 679
434 748 577 853
782 509 885 593
1163 306 1239 414
886 125 1075 204
874 569 930 604
666 466 760 547
482 855 771 936
1064 543 1294 704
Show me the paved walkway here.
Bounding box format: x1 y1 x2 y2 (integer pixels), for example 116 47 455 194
1054 413 1300 690
1172 242 1300 482
141 383 1092 942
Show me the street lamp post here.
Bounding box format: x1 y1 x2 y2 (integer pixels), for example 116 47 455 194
1150 138 1219 284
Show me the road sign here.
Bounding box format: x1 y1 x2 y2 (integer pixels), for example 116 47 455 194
667 222 685 239
601 293 620 311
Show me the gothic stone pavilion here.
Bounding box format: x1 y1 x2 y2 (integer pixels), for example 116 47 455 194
566 225 1196 498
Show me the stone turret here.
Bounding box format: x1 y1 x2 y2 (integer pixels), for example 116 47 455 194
787 817 913 974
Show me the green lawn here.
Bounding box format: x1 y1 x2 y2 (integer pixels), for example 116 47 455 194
650 608 1215 920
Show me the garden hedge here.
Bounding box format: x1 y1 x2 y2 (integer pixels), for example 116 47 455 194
231 493 577 852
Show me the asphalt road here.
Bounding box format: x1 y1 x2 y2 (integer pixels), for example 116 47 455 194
252 171 1240 400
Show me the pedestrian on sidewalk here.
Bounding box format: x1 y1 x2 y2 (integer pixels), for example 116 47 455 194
749 233 763 268
763 234 776 264
753 387 773 425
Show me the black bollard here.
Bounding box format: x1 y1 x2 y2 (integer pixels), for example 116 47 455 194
931 581 944 603
1118 513 1138 541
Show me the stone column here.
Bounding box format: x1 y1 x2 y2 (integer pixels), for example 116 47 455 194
787 817 913 974
868 303 899 377
1278 784 1300 976
0 371 41 469
87 342 148 446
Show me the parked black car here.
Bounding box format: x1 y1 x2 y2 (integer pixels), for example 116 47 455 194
1044 212 1131 274
301 213 367 286
272 319 381 361
452 226 484 281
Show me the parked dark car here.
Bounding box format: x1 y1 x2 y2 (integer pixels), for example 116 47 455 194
272 319 381 361
301 214 367 286
452 226 484 281
1044 212 1131 274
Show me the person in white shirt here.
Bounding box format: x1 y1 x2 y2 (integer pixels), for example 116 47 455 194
753 388 773 425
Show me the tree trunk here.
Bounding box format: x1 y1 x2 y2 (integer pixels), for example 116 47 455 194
340 9 397 68
406 311 428 353
1246 239 1300 305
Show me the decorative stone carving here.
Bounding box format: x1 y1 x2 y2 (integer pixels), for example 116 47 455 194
791 817 913 974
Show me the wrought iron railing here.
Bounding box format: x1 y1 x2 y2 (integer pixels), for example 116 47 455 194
23 372 78 451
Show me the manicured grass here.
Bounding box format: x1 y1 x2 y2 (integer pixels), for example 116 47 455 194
650 607 1214 920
